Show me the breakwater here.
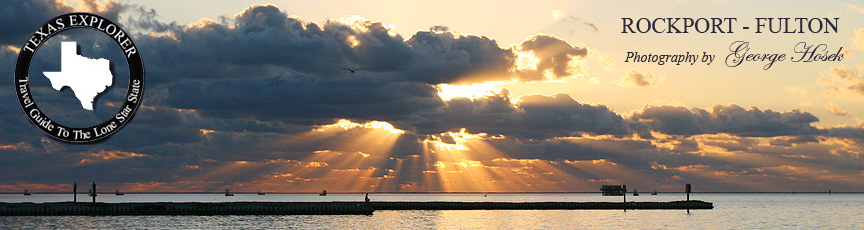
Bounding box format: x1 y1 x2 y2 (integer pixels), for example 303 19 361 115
368 200 713 210
0 202 373 216
0 200 712 216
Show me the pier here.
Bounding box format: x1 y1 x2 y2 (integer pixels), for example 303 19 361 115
0 200 711 216
367 200 713 210
0 202 373 216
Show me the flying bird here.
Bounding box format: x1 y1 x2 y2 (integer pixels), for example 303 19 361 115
341 67 364 73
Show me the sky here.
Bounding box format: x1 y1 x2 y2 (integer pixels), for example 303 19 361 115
1 0 863 193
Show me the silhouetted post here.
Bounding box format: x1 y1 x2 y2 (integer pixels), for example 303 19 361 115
73 182 77 203
623 185 627 203
91 181 97 203
685 184 692 214
828 189 831 196
622 185 627 212
685 184 691 201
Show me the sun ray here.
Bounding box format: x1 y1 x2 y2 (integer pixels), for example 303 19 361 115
436 82 508 101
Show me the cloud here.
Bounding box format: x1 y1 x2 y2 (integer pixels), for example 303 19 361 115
406 29 515 84
133 4 579 86
0 0 124 46
404 91 634 139
818 65 864 100
588 48 615 72
853 29 864 52
630 104 823 137
769 135 819 147
514 34 587 81
786 86 809 97
845 3 864 14
132 4 599 131
550 9 576 22
584 22 599 33
123 4 180 33
550 9 599 33
78 150 149 165
825 102 850 116
619 68 658 87
551 10 565 21
429 25 449 32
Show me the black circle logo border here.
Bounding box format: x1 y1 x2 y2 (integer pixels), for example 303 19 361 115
14 13 145 143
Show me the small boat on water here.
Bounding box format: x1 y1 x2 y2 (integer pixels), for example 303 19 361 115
633 189 639 196
225 188 234 196
651 190 658 195
319 190 327 196
24 190 31 196
258 190 266 195
115 190 124 196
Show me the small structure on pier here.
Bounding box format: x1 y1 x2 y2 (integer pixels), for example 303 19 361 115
600 185 625 196
88 182 97 203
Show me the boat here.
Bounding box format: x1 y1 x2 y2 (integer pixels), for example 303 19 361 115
633 189 639 196
258 190 266 195
225 188 234 196
319 190 327 196
115 190 124 196
23 190 31 196
651 190 658 195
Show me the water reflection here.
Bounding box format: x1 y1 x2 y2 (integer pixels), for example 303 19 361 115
0 194 861 229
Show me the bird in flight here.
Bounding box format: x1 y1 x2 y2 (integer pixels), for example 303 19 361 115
341 67 364 73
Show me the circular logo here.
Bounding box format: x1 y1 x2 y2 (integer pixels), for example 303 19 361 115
14 13 144 143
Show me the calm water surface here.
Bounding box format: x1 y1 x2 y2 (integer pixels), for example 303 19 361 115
0 193 861 229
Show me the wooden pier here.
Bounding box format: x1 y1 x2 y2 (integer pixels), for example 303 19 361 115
0 200 712 216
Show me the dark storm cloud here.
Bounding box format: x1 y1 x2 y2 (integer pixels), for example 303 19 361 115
0 0 124 46
825 125 864 145
132 3 505 85
131 4 594 87
404 91 634 139
630 104 824 137
516 94 631 136
0 48 16 85
131 4 538 128
164 75 444 125
405 30 514 84
769 135 820 147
